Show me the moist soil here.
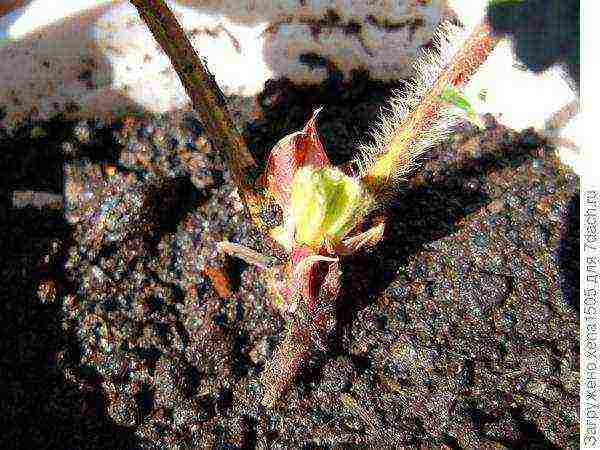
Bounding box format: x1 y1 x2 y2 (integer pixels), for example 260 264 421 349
0 74 579 449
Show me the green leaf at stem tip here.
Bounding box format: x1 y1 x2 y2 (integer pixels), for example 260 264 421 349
438 87 485 130
488 0 524 6
439 87 472 111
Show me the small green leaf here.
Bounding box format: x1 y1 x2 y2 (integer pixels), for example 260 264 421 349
439 87 472 112
488 0 524 6
478 89 488 102
438 87 485 130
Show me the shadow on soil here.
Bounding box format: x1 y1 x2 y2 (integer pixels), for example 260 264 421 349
487 0 580 90
0 118 139 449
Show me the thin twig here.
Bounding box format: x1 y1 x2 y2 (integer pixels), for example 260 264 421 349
217 241 280 269
129 0 263 222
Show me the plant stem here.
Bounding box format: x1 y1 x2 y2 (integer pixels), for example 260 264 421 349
129 0 263 221
260 318 313 408
260 306 334 407
364 20 499 190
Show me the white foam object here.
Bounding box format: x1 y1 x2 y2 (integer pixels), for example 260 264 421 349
0 0 442 126
0 0 581 172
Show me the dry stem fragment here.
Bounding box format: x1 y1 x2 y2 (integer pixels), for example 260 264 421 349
203 265 233 300
217 241 280 270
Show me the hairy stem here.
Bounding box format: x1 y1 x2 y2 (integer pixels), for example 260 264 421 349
129 0 263 221
364 20 499 190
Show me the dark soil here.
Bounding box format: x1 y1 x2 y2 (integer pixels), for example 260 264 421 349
0 74 579 449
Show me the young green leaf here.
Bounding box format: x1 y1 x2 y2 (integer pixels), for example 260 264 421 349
438 87 485 130
488 0 524 6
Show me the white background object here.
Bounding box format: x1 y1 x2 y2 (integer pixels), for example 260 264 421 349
447 0 581 172
0 0 582 173
0 0 442 127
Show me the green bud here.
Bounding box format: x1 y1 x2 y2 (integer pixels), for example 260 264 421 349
290 166 367 248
